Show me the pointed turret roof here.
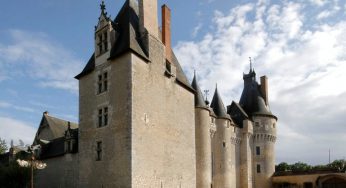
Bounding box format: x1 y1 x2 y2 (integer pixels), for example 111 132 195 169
191 72 207 108
210 86 230 119
239 66 277 119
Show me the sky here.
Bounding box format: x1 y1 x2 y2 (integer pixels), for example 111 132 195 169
0 0 345 165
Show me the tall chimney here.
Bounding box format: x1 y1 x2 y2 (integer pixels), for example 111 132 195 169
162 4 172 63
139 0 159 39
260 76 268 105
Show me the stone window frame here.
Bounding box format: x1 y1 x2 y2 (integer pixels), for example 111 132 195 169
97 106 109 128
96 141 103 161
256 146 261 155
97 30 108 56
97 71 109 95
257 164 261 173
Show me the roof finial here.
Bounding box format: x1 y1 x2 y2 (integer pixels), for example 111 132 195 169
249 57 253 72
100 0 107 15
204 89 210 105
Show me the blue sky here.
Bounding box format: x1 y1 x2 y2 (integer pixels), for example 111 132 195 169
1 0 346 165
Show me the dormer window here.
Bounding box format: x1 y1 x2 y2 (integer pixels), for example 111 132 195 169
97 31 108 55
103 32 108 51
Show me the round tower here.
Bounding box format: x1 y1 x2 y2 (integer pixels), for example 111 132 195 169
191 74 214 188
210 87 236 188
239 68 278 188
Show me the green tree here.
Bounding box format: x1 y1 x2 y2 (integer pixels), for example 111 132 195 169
290 162 312 171
276 162 291 172
0 160 31 188
0 138 8 154
328 159 346 172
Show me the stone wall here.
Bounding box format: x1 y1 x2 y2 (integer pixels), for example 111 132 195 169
252 116 277 188
35 154 78 188
78 53 132 188
131 35 196 188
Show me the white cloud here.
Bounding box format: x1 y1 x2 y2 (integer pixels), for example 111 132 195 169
0 100 36 113
0 30 83 93
175 0 346 164
317 10 332 20
192 23 203 38
309 0 328 6
0 116 36 147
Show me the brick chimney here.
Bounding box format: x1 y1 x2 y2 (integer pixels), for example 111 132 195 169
260 76 268 105
139 0 159 39
162 4 172 63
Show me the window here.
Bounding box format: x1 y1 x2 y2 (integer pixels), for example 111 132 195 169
98 34 103 54
104 107 108 126
223 142 226 148
98 75 102 94
96 141 102 161
255 122 260 127
103 32 108 51
98 31 108 55
97 72 108 94
256 146 260 155
103 72 108 91
257 164 261 173
98 107 109 127
66 140 71 152
303 182 313 188
273 123 276 128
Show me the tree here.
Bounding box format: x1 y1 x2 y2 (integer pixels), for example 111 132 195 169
0 138 8 154
276 162 291 172
328 159 346 172
0 160 31 188
290 162 312 171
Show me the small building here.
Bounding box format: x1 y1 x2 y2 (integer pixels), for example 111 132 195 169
273 170 346 188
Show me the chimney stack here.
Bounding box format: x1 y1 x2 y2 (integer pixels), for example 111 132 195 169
162 4 172 63
260 76 268 105
139 0 159 39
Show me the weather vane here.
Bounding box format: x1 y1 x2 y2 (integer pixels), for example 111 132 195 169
249 57 252 71
204 89 210 103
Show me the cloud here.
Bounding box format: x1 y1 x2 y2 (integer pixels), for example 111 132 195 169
0 116 36 147
192 23 203 38
0 30 83 93
309 0 328 6
0 100 37 113
175 0 346 164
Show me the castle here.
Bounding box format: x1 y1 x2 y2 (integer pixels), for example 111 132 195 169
32 0 278 187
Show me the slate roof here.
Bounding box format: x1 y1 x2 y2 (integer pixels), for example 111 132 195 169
39 137 66 159
44 114 78 139
239 69 277 119
191 73 207 108
108 0 149 60
227 101 249 128
75 0 192 91
210 87 231 119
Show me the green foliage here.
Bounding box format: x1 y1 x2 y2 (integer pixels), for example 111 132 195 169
0 138 7 154
0 161 31 188
290 162 312 171
276 159 346 172
276 162 291 172
328 159 346 172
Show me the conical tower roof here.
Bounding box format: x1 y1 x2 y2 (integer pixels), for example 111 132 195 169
210 86 230 119
191 73 207 108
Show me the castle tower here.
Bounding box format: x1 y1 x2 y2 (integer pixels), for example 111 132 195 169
210 87 236 188
75 0 196 187
191 74 214 188
239 67 278 188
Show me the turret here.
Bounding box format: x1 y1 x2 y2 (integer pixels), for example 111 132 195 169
192 73 213 188
210 86 236 188
239 64 277 188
